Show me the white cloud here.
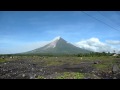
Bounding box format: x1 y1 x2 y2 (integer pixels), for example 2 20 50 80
75 37 119 53
106 40 120 45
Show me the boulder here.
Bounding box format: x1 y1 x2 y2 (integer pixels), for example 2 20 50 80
93 61 99 64
112 64 119 73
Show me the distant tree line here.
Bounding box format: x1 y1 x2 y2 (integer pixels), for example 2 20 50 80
0 52 119 57
76 52 115 57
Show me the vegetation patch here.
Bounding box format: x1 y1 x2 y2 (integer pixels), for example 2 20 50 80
0 59 6 63
56 72 85 79
93 64 110 71
44 58 64 66
36 76 45 79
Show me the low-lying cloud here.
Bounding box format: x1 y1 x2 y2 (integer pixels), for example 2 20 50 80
75 37 120 53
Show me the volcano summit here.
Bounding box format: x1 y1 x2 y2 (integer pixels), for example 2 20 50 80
25 36 91 55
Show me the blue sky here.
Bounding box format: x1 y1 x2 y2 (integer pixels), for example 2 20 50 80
0 11 120 54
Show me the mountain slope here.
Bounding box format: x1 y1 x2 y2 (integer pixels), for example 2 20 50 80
25 36 91 55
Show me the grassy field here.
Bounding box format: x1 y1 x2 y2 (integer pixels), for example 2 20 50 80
0 55 120 79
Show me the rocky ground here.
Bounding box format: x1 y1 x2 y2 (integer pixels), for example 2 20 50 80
0 56 120 79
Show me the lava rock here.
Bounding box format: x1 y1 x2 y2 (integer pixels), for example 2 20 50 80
112 64 119 73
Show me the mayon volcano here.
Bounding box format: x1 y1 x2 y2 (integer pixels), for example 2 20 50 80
25 36 91 55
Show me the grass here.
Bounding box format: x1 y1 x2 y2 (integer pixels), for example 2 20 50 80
36 76 45 79
35 72 85 79
45 61 63 66
36 72 101 79
56 72 85 79
0 59 6 63
83 56 114 61
41 56 117 67
93 64 109 70
92 61 114 72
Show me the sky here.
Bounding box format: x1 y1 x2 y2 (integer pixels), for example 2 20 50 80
0 11 120 54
